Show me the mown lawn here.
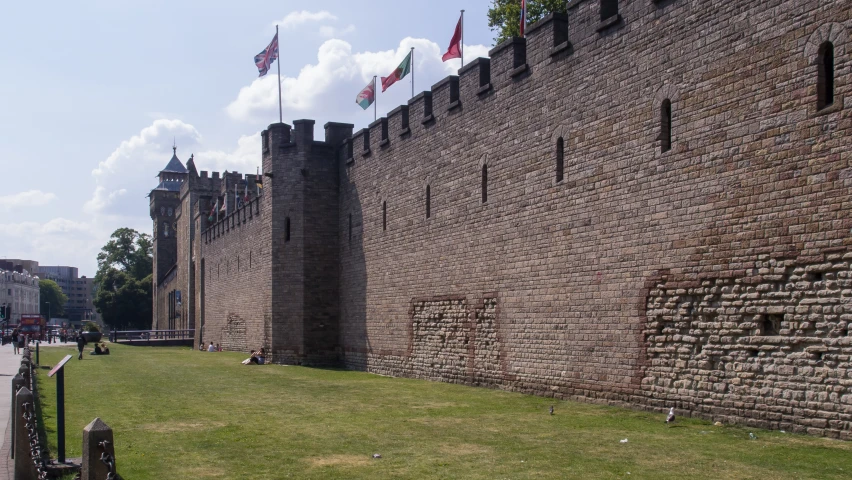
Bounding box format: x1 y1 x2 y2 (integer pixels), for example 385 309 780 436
33 343 852 479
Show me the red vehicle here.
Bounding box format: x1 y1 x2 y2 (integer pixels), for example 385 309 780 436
19 314 46 341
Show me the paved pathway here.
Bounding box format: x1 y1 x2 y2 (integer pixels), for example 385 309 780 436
0 342 27 480
0 340 76 479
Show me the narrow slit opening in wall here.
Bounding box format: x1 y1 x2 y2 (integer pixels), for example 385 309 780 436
249 251 252 268
382 201 387 231
481 164 488 203
426 185 431 219
813 272 824 282
660 99 672 153
285 217 291 242
556 137 564 183
817 42 835 110
348 213 352 243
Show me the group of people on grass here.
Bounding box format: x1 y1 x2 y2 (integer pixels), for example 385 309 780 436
200 340 265 365
75 334 110 360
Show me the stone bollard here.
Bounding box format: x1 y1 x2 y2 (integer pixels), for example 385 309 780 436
10 374 23 460
17 366 28 389
14 387 36 480
82 418 116 480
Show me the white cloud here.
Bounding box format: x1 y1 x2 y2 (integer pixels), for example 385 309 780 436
319 24 356 38
278 10 337 29
86 119 262 219
0 190 57 211
197 133 262 174
225 37 491 127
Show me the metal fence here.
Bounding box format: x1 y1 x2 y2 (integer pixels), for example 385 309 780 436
109 329 193 342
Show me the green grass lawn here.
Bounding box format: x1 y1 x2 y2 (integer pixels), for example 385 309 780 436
33 344 852 479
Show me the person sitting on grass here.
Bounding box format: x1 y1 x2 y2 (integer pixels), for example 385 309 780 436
216 343 221 352
92 343 103 355
101 343 110 355
242 347 266 365
207 342 216 352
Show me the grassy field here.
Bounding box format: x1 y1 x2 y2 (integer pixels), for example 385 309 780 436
33 343 852 479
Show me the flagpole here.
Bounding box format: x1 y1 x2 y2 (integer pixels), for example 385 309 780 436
411 47 415 98
276 25 283 124
373 76 377 122
460 10 465 67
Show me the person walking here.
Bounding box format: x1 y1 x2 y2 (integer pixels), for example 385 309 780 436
76 333 87 360
11 328 19 355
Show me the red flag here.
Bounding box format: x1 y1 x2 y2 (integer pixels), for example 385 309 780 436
520 0 527 37
442 15 463 62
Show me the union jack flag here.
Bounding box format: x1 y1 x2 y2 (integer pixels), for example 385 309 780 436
254 33 279 77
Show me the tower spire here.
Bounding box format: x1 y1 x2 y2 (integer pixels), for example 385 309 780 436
173 137 177 155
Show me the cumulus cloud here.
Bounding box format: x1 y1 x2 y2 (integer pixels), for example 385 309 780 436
86 119 263 219
278 10 337 29
197 133 262 174
0 190 57 211
319 24 356 38
225 37 491 129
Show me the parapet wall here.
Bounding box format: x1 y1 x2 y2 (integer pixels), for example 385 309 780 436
338 0 851 437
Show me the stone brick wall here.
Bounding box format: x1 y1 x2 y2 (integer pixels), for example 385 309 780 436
199 195 270 354
337 0 851 437
644 252 852 439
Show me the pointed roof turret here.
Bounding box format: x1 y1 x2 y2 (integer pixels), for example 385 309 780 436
161 145 188 174
186 153 198 177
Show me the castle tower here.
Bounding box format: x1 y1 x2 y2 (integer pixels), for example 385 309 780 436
263 120 353 365
149 146 187 329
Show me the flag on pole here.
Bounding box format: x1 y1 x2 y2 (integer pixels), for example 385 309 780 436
442 14 463 62
356 79 375 110
381 51 412 92
244 183 250 203
208 199 217 223
519 0 527 37
254 33 279 77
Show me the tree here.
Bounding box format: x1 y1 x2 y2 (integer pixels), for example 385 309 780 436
39 279 68 319
487 0 567 45
94 228 153 329
95 227 153 282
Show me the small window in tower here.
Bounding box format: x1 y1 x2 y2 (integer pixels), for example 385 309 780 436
426 185 431 219
660 99 672 153
817 42 835 110
600 0 618 21
556 137 564 183
285 217 291 242
481 164 488 204
382 201 387 231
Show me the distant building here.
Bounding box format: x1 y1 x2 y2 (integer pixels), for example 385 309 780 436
37 265 99 324
0 265 40 325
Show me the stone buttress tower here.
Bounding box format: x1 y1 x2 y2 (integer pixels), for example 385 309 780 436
263 120 353 365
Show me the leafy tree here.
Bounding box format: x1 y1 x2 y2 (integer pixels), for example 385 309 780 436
487 0 567 44
39 279 68 318
95 227 153 282
94 269 153 330
94 228 153 329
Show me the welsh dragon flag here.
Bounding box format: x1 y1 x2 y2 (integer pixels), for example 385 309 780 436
356 79 375 109
381 51 412 92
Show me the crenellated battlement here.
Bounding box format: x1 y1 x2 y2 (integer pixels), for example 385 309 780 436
337 11 582 160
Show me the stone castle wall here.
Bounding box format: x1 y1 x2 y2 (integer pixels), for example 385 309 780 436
199 195 271 354
337 0 851 437
150 0 851 437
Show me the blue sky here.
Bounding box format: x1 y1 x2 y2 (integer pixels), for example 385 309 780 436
0 1 495 276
